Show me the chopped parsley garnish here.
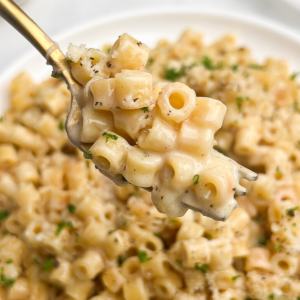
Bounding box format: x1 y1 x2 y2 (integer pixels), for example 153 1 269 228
232 275 241 281
204 233 213 240
202 56 221 70
275 166 283 179
68 204 76 214
108 229 115 235
195 263 208 273
274 245 283 251
58 120 64 131
106 47 111 54
0 211 9 221
0 274 14 286
51 70 60 79
137 250 151 263
193 174 199 185
148 57 154 64
55 221 74 236
122 176 127 182
33 258 40 265
102 132 118 143
269 293 275 299
141 107 149 113
286 206 298 217
213 146 227 156
86 161 89 169
83 150 93 160
118 255 126 266
169 219 179 225
176 259 182 264
293 100 299 112
252 217 261 223
290 72 299 80
237 96 243 113
258 236 267 246
41 258 53 271
6 259 13 264
293 222 297 227
153 232 160 238
0 116 3 123
67 59 73 63
248 64 263 70
231 64 239 71
164 67 185 81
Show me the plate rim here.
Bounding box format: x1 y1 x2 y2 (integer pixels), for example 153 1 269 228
1 8 300 85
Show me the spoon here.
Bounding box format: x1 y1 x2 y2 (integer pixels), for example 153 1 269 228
0 0 136 187
0 0 83 152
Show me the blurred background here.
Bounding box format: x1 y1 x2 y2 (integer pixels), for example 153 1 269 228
1 0 300 71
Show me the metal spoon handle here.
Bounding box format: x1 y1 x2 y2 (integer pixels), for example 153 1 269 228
0 0 78 87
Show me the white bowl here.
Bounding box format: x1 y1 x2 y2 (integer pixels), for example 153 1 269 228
1 9 300 114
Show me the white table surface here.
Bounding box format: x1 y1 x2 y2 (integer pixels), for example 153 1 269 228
1 0 300 72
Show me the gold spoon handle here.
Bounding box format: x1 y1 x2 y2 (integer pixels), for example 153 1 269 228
0 0 78 87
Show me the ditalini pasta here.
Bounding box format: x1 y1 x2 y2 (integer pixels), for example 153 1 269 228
0 30 299 300
66 33 257 221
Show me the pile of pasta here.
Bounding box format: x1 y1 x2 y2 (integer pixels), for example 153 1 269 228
0 30 299 300
66 33 256 221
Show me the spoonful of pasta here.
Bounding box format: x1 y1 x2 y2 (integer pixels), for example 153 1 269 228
0 0 258 221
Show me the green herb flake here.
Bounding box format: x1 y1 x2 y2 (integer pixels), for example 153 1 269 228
258 236 267 246
106 47 111 54
58 120 64 131
195 263 208 274
275 166 283 179
193 174 199 185
67 59 73 64
164 67 185 81
213 146 227 156
122 176 127 182
102 132 118 143
202 56 221 70
231 64 239 71
86 161 89 169
118 255 126 266
293 222 297 227
137 250 151 263
108 229 115 235
248 64 263 70
33 258 40 265
290 72 299 80
148 57 154 64
83 150 93 160
41 258 53 271
204 233 213 240
169 219 179 225
293 100 299 112
68 204 76 214
55 221 74 236
0 211 9 221
51 70 60 79
286 206 298 217
237 96 243 113
269 293 275 299
0 274 14 286
252 217 261 223
232 275 241 281
274 245 283 251
141 107 149 113
6 259 13 264
153 232 160 238
176 259 182 264
0 117 3 123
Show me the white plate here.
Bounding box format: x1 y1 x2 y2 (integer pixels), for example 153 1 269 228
1 9 300 113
